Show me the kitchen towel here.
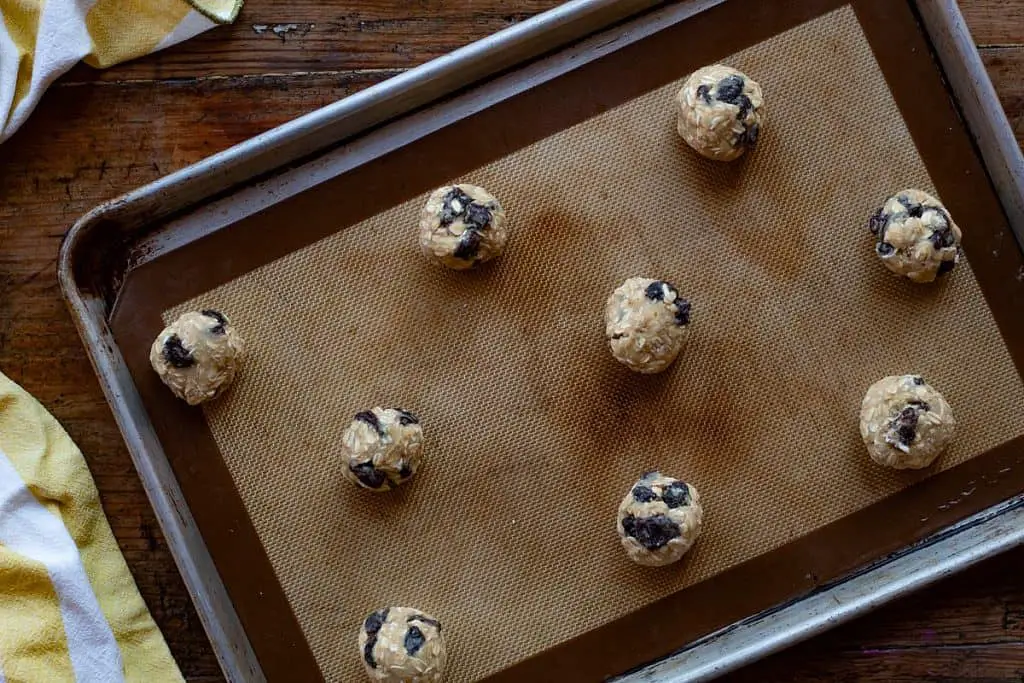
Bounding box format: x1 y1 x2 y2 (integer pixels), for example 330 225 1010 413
0 370 184 682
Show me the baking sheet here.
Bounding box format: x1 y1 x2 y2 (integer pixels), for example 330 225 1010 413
156 6 1024 682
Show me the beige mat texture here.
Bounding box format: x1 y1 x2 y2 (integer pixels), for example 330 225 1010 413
169 6 1024 681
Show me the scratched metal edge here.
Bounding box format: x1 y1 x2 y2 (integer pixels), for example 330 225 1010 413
56 1 1024 682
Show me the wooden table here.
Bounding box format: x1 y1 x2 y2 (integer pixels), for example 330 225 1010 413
0 1 1020 680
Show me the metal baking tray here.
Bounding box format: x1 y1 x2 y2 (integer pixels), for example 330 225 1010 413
59 1 1024 681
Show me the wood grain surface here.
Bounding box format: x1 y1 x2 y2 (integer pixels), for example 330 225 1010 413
0 1 1020 681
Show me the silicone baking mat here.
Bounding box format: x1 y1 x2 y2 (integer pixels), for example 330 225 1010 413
156 6 1024 682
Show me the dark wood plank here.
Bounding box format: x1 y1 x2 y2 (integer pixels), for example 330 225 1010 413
60 0 562 82
0 2 1020 682
960 0 1024 46
736 644 1024 682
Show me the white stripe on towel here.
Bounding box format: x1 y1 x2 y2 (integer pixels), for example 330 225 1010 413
0 446 123 682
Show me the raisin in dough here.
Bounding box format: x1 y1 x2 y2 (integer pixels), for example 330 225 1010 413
419 184 507 270
617 472 703 567
342 407 423 491
605 277 692 374
359 607 446 683
868 189 962 283
676 64 763 162
860 375 956 470
149 310 244 406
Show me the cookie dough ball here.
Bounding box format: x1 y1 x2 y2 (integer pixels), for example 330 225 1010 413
149 310 244 405
419 184 507 270
605 277 691 374
359 607 446 683
617 472 703 567
868 189 961 283
342 408 424 491
860 375 956 469
676 64 763 162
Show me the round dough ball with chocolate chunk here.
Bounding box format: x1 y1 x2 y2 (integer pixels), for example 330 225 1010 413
617 472 703 567
149 310 244 406
342 407 423 491
676 64 763 162
359 606 446 683
860 375 956 470
868 189 962 283
605 277 692 374
419 184 507 270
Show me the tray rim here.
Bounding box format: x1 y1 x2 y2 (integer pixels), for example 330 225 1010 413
57 1 1024 681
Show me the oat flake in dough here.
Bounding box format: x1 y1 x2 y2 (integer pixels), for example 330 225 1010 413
419 184 507 270
617 472 703 567
859 374 956 469
359 606 446 683
149 310 244 406
868 189 962 283
605 277 691 374
676 64 764 162
342 407 424 491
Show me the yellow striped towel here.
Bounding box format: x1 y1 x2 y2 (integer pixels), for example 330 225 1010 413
0 370 184 682
0 0 242 144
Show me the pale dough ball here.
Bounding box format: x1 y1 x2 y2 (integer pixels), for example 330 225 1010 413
868 189 962 283
342 407 423 491
859 375 956 470
359 606 446 683
617 472 703 567
605 277 691 374
419 184 507 270
676 64 764 162
149 310 244 406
